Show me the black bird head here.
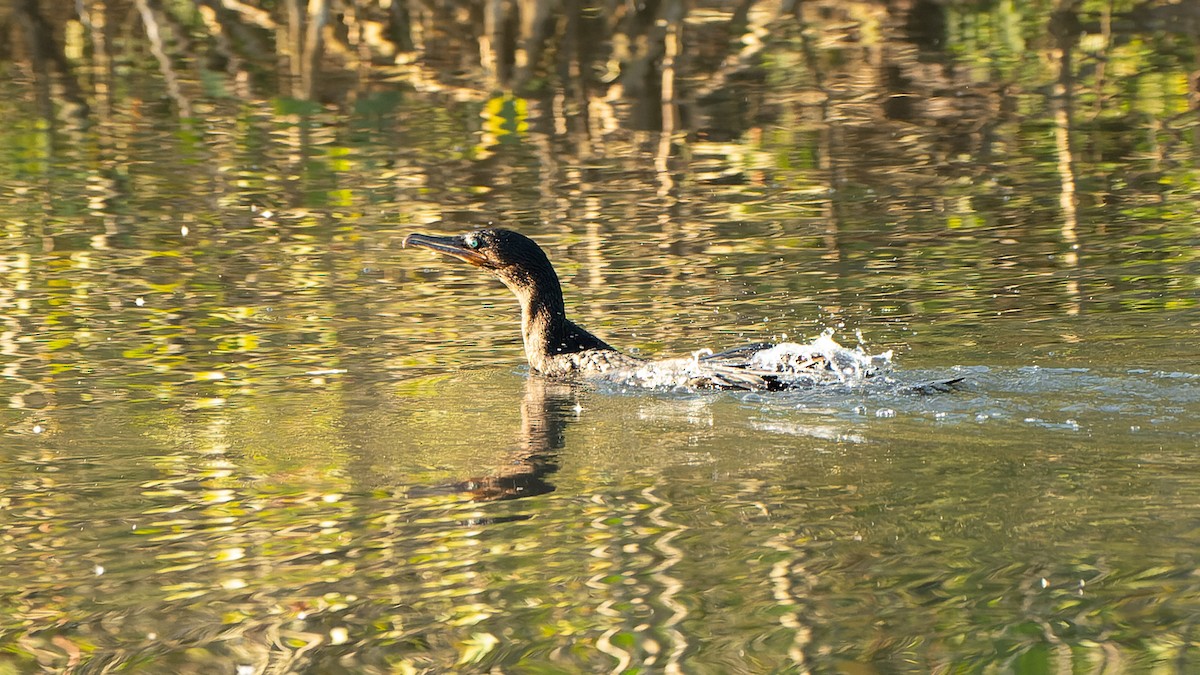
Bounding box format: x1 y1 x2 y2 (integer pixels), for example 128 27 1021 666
403 228 563 305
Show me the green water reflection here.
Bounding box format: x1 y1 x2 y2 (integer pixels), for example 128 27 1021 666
1 0 1199 671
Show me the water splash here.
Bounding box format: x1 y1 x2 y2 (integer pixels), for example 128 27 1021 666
602 329 893 391
746 329 893 385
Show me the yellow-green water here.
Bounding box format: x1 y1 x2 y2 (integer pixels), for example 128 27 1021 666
1 0 1199 671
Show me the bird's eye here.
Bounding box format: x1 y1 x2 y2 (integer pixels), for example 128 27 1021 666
464 234 481 250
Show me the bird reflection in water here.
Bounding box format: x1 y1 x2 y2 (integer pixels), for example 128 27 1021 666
408 376 576 508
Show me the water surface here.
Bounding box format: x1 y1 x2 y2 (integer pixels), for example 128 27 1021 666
1 0 1199 671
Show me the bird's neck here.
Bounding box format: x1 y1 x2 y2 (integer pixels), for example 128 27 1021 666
510 282 614 374
520 293 571 372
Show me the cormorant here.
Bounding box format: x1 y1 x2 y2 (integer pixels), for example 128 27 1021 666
404 228 900 391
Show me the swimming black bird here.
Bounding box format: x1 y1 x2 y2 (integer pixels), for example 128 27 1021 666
404 228 902 391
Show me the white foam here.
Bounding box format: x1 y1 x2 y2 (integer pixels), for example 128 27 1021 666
747 330 892 385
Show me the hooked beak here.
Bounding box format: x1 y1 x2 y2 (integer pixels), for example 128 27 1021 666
403 233 488 267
